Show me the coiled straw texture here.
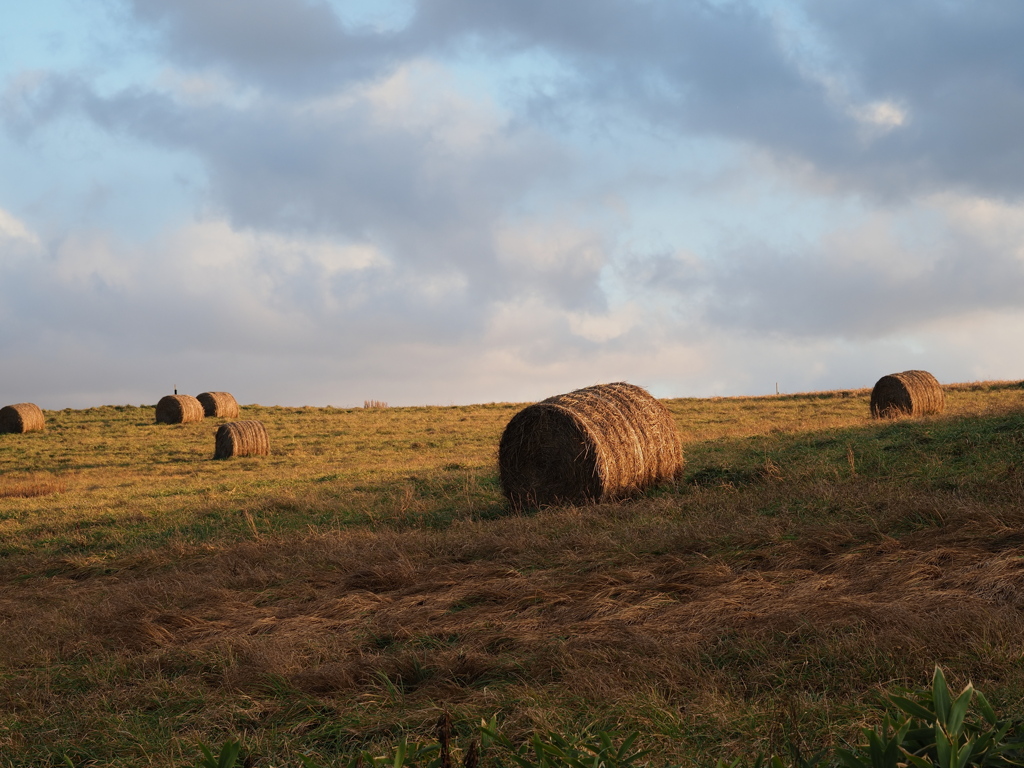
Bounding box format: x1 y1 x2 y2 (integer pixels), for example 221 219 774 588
155 395 205 425
197 391 240 418
0 403 45 434
498 382 684 510
214 420 270 459
870 370 945 418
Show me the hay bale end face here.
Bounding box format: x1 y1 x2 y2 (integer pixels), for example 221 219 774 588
197 391 240 419
870 370 945 418
214 420 270 459
498 382 684 510
0 403 45 434
155 394 205 424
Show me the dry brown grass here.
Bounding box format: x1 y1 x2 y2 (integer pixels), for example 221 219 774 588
2 382 1024 764
4 493 1024 762
0 471 66 498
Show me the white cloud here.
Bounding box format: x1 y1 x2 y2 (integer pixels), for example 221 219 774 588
935 193 1024 260
495 221 605 273
851 99 908 131
52 231 137 289
0 207 41 248
356 61 502 149
168 219 389 276
565 307 638 344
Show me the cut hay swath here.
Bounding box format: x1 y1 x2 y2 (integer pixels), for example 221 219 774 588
154 395 205 425
197 391 240 419
214 420 270 459
0 403 45 434
870 370 945 418
498 382 684 510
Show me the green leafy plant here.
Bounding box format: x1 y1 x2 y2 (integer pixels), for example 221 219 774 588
191 668 1022 768
834 667 1024 768
195 739 243 768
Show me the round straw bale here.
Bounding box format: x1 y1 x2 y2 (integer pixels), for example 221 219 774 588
214 420 270 459
0 403 45 434
498 382 684 510
197 391 240 419
870 370 945 418
155 394 205 424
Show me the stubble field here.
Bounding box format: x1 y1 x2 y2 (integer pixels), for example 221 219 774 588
2 382 1024 766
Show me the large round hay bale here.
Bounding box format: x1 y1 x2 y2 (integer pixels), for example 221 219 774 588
214 420 270 459
870 370 945 418
0 403 45 434
155 394 204 424
498 382 684 510
197 391 240 418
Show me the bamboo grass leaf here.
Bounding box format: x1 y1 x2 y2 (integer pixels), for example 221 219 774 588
934 667 953 726
955 738 975 768
936 724 953 768
891 695 938 723
975 690 999 726
901 750 932 768
948 685 974 737
833 746 868 768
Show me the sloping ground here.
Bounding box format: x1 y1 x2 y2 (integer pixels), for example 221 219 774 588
3 494 1024 765
2 388 1024 765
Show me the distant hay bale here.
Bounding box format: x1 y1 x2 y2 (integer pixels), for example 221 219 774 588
155 394 204 424
0 403 45 434
498 382 684 510
214 420 270 459
197 391 240 418
870 370 945 418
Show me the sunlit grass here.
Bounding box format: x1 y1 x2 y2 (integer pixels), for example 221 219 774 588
1 381 1024 766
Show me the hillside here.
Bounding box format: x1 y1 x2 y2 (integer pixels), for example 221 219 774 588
2 382 1024 766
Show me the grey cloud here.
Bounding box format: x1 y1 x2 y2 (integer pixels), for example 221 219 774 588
0 238 459 366
119 0 833 135
428 1 1024 201
638 231 1024 341
4 71 608 313
12 0 1024 374
121 0 1024 199
126 0 403 93
0 226 618 409
792 0 1024 199
488 0 1024 201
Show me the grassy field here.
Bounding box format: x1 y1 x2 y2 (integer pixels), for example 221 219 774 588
2 382 1024 766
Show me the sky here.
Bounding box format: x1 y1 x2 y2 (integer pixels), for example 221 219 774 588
3 0 1024 409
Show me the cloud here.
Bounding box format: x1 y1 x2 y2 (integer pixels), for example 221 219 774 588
401 1 1024 201
0 208 40 247
4 59 614 308
60 0 1024 205
124 0 402 93
4 0 1024 409
630 192 1024 340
